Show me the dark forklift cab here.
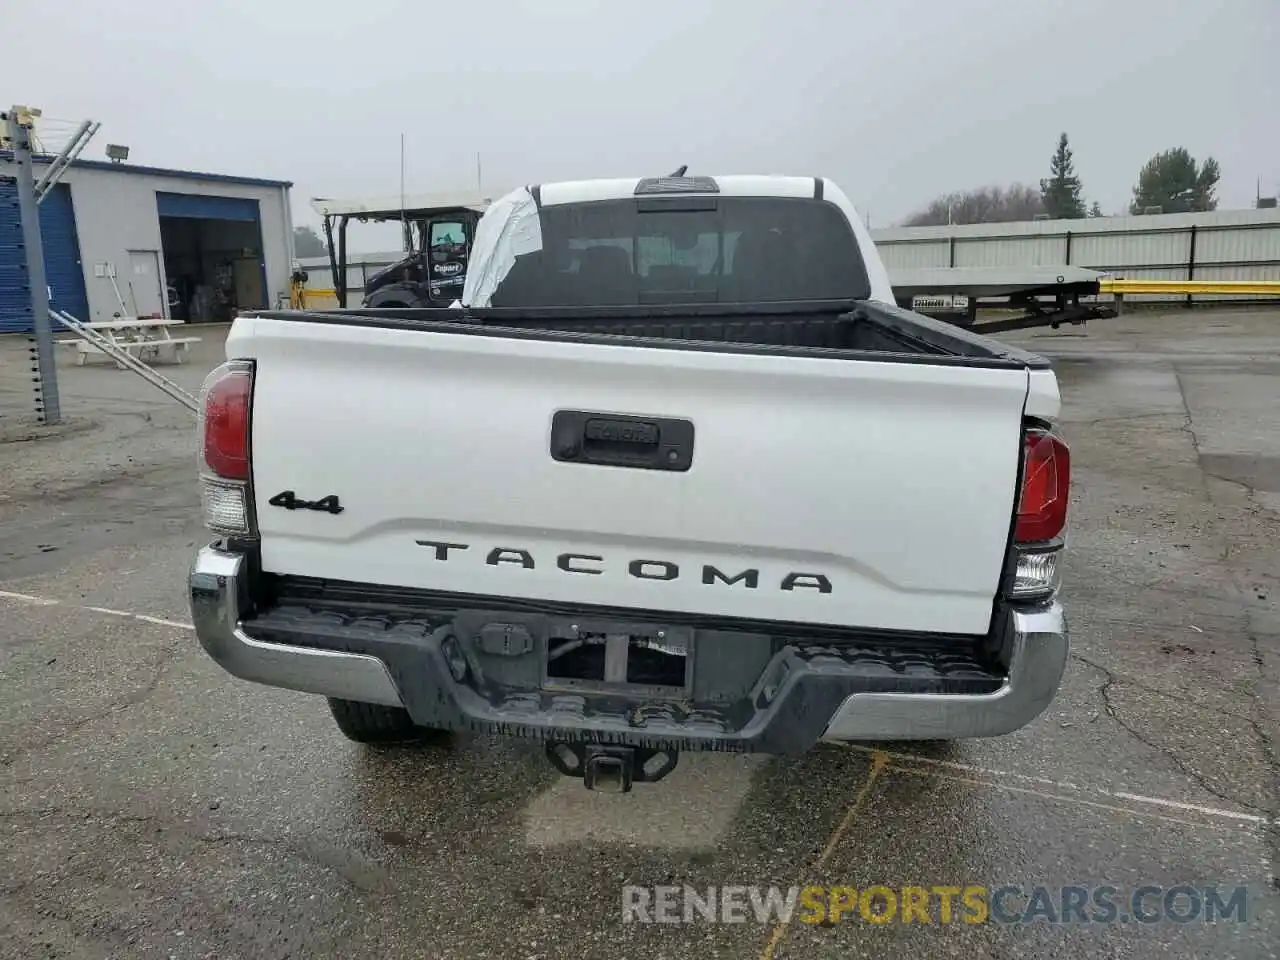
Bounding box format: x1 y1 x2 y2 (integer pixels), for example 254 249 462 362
310 194 493 307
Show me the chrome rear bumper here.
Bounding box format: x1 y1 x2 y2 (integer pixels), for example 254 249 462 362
189 546 403 707
190 544 1067 742
820 602 1067 740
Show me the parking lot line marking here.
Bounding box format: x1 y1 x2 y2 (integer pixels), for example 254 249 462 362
886 763 1263 830
134 614 195 630
816 750 890 865
86 606 195 630
835 743 1266 824
0 590 59 606
1110 791 1268 824
835 742 1077 789
86 605 137 617
0 591 194 631
759 750 887 960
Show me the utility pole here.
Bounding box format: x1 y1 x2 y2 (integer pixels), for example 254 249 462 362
5 105 61 423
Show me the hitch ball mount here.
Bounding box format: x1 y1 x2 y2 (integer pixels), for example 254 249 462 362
546 742 679 793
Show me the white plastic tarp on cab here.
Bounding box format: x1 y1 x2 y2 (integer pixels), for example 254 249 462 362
456 187 543 308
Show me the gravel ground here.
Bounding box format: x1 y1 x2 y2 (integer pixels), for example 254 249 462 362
1 309 1278 959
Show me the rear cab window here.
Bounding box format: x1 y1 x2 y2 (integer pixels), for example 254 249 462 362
489 197 871 307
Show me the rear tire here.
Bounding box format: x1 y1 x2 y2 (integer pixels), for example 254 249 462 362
327 697 453 746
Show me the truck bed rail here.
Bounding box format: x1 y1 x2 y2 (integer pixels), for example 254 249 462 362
248 299 1051 371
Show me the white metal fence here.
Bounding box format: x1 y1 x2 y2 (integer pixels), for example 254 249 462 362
870 208 1280 302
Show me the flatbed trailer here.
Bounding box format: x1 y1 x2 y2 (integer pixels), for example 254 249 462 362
889 266 1116 333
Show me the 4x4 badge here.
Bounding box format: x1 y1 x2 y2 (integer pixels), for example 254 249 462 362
267 491 343 514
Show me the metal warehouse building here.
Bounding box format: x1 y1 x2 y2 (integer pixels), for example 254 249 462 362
0 154 293 333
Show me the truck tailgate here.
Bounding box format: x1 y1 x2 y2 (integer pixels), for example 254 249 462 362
233 316 1031 635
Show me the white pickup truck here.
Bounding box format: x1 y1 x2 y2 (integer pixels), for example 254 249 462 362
190 174 1069 792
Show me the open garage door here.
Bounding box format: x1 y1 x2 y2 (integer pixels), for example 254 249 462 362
156 192 267 323
0 179 90 333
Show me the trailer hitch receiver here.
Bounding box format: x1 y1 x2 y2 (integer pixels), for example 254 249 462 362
545 742 679 792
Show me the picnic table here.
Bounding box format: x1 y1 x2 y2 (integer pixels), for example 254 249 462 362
56 318 201 367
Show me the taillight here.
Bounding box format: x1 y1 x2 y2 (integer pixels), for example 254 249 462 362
1010 426 1069 601
201 364 252 480
197 360 255 536
1015 428 1070 543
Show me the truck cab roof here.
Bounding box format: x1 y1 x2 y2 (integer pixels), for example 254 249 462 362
463 174 896 307
531 174 833 206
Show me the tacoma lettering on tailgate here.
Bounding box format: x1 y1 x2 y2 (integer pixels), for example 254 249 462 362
414 540 833 593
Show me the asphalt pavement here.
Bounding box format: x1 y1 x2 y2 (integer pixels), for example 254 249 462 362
1 308 1278 959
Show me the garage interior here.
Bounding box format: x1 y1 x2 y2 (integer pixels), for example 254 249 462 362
157 193 267 323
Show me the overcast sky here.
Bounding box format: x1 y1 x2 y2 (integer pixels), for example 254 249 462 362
6 0 1278 249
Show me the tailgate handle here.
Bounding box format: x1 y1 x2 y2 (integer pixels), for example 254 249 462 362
551 410 694 472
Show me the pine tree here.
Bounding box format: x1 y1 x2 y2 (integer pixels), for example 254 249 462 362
1129 148 1220 214
1040 133 1087 219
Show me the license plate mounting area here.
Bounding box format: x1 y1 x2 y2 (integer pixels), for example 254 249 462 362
542 617 692 697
